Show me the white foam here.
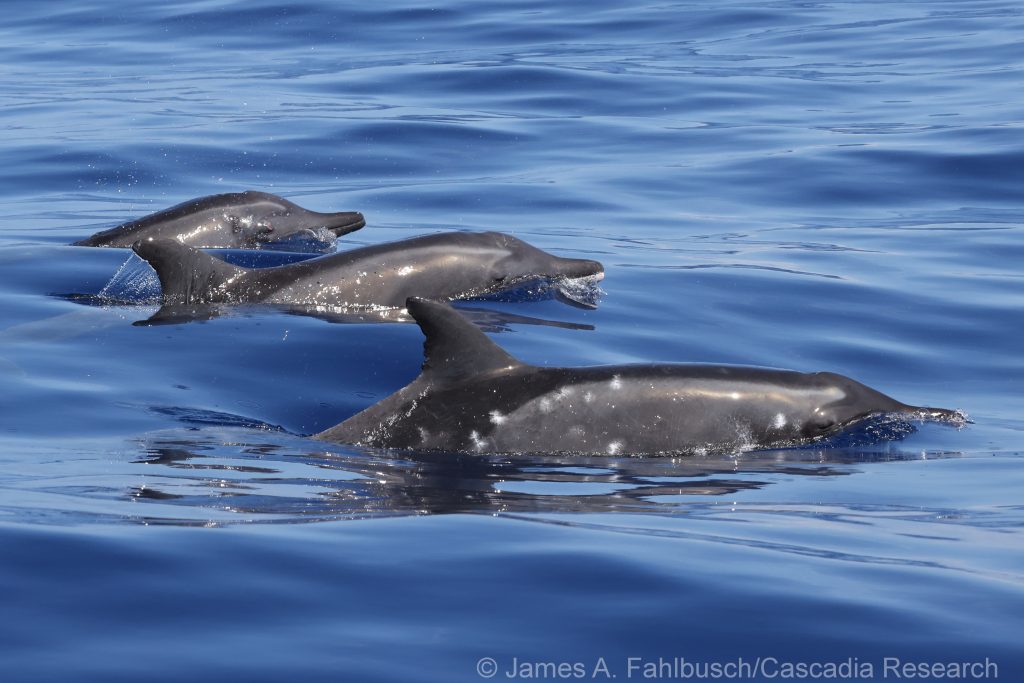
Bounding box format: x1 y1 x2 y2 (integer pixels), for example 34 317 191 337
98 254 162 303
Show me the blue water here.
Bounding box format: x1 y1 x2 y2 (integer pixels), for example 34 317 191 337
1 2 1022 681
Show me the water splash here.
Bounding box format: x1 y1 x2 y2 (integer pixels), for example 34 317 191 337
913 407 971 427
98 253 161 303
555 273 605 308
475 274 605 308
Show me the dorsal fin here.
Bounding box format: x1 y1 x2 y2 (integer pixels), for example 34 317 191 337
132 238 247 305
405 297 523 382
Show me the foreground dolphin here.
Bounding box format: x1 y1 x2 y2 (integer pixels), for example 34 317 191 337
315 298 963 455
74 191 365 248
133 231 604 308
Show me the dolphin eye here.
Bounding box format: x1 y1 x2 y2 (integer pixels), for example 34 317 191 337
809 414 837 433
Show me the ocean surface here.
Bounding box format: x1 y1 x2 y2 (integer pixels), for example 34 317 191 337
1 1 1022 681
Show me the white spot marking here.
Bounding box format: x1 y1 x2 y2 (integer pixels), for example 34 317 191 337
730 392 741 400
489 410 506 425
610 375 622 390
773 413 787 429
607 441 623 455
539 398 553 413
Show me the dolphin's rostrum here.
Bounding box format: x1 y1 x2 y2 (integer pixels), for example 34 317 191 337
315 298 963 455
74 191 365 249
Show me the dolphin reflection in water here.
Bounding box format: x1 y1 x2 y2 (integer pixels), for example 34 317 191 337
127 427 965 524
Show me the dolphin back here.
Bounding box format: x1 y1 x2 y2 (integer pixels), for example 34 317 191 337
132 239 247 305
314 298 526 444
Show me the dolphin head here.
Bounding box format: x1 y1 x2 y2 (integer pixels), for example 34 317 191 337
798 371 962 440
265 208 366 238
486 232 604 285
230 192 365 244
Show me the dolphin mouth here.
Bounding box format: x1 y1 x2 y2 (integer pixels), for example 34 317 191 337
326 212 366 236
838 406 970 433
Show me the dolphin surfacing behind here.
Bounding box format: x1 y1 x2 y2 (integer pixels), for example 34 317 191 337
74 191 365 248
132 231 604 309
315 298 963 455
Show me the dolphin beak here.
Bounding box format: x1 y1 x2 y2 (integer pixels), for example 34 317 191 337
906 405 969 424
558 258 604 280
325 212 366 236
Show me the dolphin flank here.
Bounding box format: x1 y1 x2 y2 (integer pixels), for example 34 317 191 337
314 298 963 455
74 191 365 249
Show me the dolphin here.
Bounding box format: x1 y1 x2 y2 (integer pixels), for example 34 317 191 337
132 231 604 309
314 298 964 455
74 191 366 248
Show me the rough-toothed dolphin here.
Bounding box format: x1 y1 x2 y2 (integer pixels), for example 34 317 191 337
315 298 963 455
74 191 365 248
132 231 604 309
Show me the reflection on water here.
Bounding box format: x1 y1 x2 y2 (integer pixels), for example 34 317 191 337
109 426 964 526
62 296 597 331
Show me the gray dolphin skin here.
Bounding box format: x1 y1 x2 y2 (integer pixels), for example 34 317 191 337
315 298 962 455
74 191 366 248
132 231 604 309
